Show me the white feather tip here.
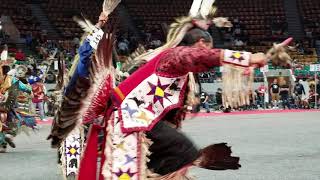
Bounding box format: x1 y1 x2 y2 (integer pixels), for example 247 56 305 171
200 0 216 18
213 17 233 28
73 16 95 33
102 0 121 16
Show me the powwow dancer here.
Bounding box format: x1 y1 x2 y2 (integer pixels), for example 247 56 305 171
0 65 37 152
48 0 293 179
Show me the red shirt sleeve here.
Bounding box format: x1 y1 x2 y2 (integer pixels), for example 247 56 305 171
156 46 222 76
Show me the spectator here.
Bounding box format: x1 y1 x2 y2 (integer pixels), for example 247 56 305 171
200 91 210 113
305 28 312 38
270 79 280 108
117 37 130 52
316 78 320 106
249 90 257 109
296 41 305 54
72 37 80 47
233 26 241 38
149 39 162 48
31 78 47 121
15 49 26 64
279 80 290 109
215 88 223 109
257 84 266 108
294 80 306 108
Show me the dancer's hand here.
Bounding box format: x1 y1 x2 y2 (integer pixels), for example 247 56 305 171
96 12 108 28
249 53 268 68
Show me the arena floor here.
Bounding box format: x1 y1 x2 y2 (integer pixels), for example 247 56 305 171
0 110 319 180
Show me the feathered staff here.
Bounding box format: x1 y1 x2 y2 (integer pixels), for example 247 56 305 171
102 0 121 16
72 0 120 33
190 0 232 28
48 0 120 147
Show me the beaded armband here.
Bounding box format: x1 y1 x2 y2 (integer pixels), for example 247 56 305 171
86 27 104 50
223 49 251 67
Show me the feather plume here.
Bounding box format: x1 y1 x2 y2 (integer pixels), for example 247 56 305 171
200 0 215 19
189 0 216 19
266 37 293 67
121 44 147 73
102 0 121 16
213 17 233 28
189 0 203 17
83 17 95 30
73 16 95 33
207 5 218 19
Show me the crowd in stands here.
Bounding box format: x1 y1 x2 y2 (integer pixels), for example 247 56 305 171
216 0 288 42
298 0 320 39
40 0 102 38
0 0 41 38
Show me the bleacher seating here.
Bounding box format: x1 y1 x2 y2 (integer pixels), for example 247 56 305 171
123 0 289 42
40 0 118 39
40 0 102 38
297 0 320 38
0 0 41 37
216 0 287 40
124 0 193 40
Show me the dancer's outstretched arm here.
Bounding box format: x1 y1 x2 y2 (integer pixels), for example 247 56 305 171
157 38 292 75
156 46 267 75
